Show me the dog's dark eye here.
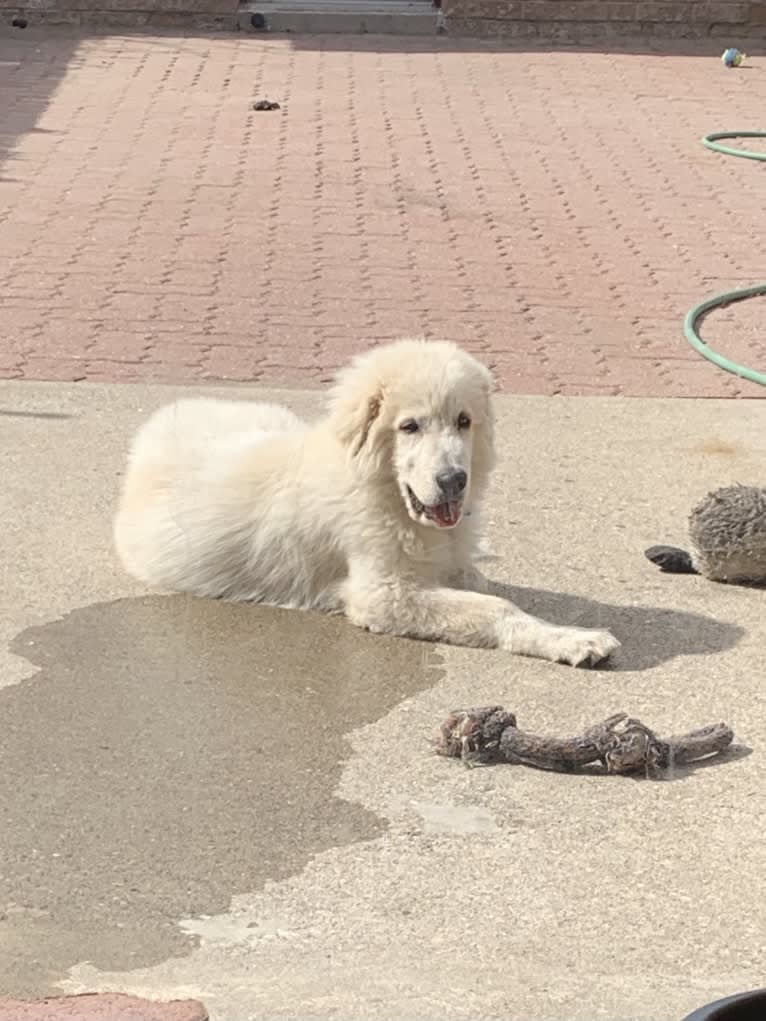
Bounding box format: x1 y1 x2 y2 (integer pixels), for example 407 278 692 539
399 419 420 434
457 412 471 430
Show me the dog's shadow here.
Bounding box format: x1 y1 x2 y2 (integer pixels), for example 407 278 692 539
486 579 745 671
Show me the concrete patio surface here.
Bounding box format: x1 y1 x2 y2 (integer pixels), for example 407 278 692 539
1 380 764 1020
2 18 766 1021
1 29 766 397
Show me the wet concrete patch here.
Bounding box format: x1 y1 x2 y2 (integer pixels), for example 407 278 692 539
0 596 441 997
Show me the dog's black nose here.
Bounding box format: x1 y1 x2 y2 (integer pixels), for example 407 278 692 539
436 468 467 498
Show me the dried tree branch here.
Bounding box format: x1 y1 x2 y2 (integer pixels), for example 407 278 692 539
435 706 735 778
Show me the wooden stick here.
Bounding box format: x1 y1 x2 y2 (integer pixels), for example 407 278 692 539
435 706 735 778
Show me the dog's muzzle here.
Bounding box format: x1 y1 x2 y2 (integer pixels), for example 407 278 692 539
407 486 463 528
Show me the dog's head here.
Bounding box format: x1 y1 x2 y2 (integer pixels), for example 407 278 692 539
328 339 495 530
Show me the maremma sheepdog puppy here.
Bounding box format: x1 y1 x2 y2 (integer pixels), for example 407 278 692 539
114 339 620 667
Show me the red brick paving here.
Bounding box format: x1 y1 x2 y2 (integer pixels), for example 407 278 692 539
1 30 765 396
0 993 207 1020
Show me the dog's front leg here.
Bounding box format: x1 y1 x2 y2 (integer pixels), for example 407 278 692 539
343 573 619 667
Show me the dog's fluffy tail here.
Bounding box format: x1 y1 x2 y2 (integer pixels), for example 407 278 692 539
644 545 698 574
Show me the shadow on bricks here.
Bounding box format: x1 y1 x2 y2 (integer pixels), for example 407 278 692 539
0 32 81 184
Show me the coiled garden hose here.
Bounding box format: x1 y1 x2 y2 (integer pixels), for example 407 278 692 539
682 131 766 387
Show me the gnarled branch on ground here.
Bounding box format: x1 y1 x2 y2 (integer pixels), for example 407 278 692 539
435 706 735 778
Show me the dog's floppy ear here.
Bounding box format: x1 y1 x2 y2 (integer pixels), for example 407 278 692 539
332 389 384 457
327 347 392 464
327 352 389 473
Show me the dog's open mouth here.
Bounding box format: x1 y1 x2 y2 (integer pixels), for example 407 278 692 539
407 486 463 528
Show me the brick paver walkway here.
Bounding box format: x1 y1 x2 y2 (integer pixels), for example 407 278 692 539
1 30 765 396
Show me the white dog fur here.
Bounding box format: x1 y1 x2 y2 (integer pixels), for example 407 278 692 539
114 339 620 667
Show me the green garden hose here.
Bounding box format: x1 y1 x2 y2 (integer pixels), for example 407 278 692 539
682 131 766 387
702 130 766 162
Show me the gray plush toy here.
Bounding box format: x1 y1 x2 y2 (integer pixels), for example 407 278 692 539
645 484 766 584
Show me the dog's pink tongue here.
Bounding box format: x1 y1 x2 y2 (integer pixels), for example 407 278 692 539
431 501 461 527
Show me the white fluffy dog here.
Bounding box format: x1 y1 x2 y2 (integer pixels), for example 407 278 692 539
114 339 620 667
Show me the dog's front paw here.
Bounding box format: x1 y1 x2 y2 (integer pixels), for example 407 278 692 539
551 627 621 668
